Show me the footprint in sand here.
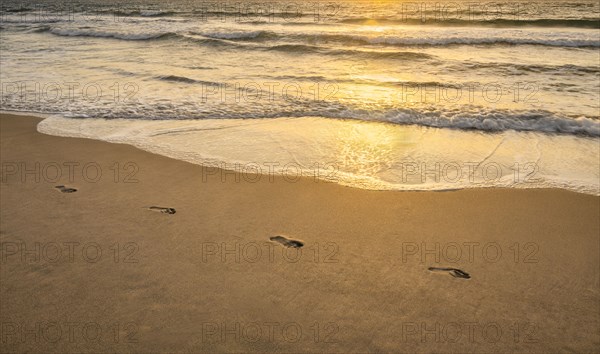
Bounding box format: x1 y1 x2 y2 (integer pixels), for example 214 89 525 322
428 267 471 279
148 206 176 214
270 235 304 248
55 185 77 193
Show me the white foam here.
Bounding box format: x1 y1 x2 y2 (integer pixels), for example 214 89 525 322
36 115 600 195
48 27 170 40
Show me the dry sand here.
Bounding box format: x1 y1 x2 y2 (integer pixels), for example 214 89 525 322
1 113 599 353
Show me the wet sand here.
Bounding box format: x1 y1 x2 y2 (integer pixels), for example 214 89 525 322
1 113 598 353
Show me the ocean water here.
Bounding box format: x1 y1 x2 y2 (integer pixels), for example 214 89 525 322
1 0 599 194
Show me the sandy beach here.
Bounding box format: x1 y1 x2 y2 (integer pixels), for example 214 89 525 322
2 0 599 351
0 113 598 352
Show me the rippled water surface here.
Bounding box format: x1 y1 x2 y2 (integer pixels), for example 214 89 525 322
2 0 599 193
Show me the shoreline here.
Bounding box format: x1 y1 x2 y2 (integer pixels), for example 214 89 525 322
6 110 600 196
1 113 599 352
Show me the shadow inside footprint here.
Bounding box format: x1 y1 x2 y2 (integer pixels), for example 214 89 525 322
55 185 77 193
270 235 304 248
148 206 176 214
428 267 471 279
